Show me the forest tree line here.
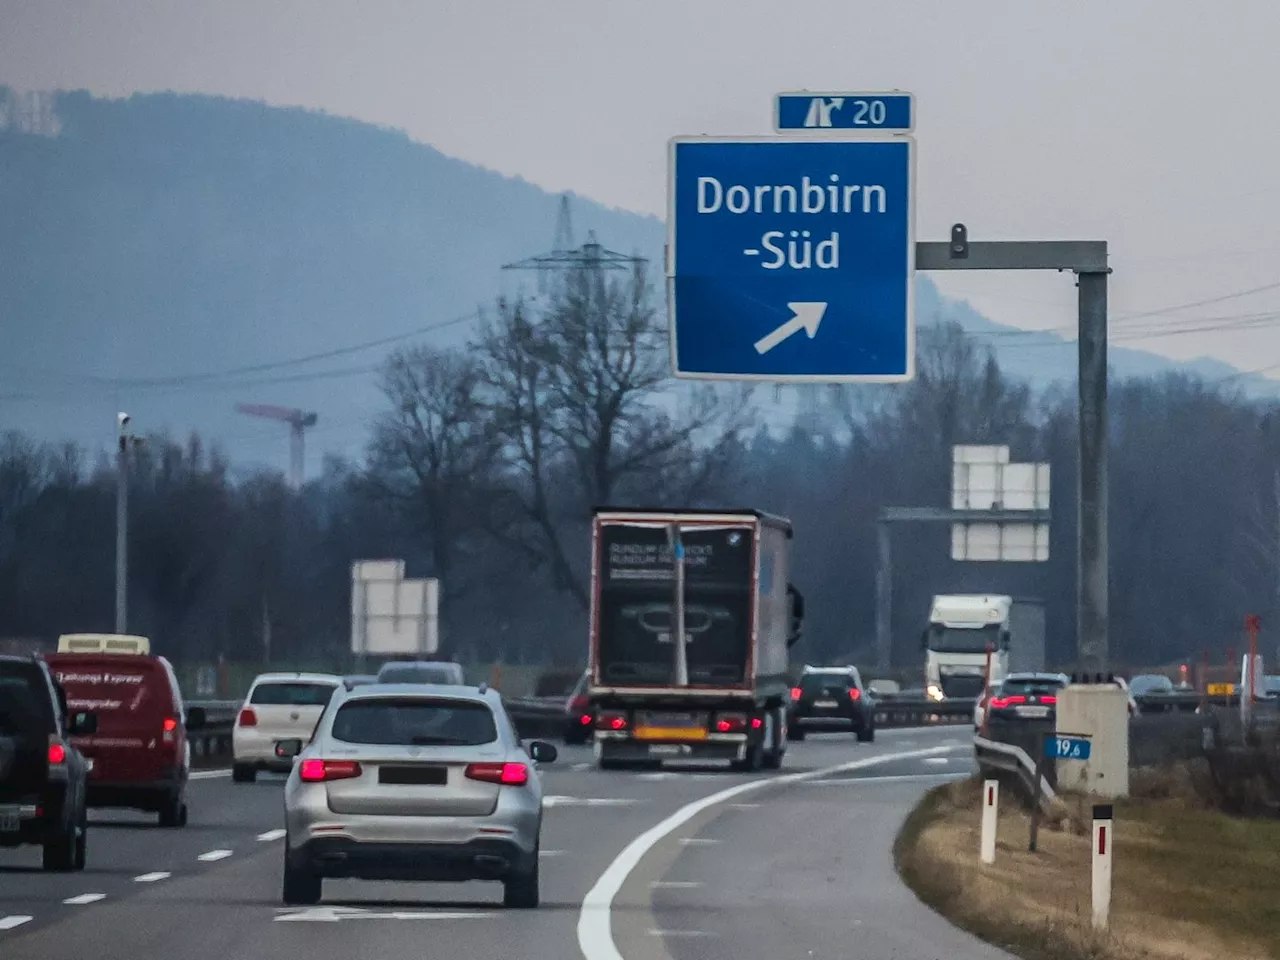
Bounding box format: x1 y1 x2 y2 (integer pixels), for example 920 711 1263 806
2 264 1277 672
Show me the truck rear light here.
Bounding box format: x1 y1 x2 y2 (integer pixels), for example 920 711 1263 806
750 717 763 729
579 714 593 726
715 713 748 733
848 688 861 701
47 743 66 765
238 708 257 727
790 687 802 701
465 762 529 786
299 759 362 782
596 712 627 731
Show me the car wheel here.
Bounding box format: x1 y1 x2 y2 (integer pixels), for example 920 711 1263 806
158 793 188 828
282 851 322 906
232 763 256 783
787 725 805 742
503 846 540 909
41 820 77 872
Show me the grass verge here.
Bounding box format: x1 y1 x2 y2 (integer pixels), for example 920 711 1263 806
894 772 1280 960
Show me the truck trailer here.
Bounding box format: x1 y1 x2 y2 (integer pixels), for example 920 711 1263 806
586 507 804 772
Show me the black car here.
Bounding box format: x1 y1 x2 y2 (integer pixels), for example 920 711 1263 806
0 655 97 870
787 666 875 742
985 672 1069 725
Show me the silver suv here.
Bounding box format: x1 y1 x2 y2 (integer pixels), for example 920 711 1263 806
278 683 556 908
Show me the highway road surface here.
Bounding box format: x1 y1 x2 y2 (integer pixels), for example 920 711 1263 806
0 726 1012 960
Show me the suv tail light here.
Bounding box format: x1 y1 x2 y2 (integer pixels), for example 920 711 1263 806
465 762 529 786
989 695 1026 709
848 688 861 701
790 687 802 701
1041 695 1057 705
715 713 748 733
299 759 361 782
579 713 593 726
595 711 627 731
238 708 257 727
47 742 66 765
162 715 178 742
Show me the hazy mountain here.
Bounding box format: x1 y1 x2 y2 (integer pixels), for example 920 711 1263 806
1 88 1272 475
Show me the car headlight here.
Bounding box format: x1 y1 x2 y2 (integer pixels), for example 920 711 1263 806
926 684 944 702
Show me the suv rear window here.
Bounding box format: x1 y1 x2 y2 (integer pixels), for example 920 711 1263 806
1000 677 1065 697
330 698 497 746
0 661 54 734
250 682 337 706
800 672 857 695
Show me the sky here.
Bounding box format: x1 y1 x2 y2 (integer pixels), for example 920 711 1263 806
5 0 1280 373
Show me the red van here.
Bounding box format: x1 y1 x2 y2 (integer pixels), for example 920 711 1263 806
44 634 205 827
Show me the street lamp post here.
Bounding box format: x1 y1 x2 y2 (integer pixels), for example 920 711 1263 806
115 413 131 635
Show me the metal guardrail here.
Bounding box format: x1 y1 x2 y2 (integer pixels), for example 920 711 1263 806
873 694 974 728
973 733 1056 811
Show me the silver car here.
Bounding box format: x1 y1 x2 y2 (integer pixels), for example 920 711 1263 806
376 660 466 685
277 683 557 909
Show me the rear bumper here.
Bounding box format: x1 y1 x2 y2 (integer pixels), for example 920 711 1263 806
0 790 72 847
790 708 869 729
290 835 535 881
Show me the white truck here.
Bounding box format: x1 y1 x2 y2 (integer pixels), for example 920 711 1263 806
921 594 1046 702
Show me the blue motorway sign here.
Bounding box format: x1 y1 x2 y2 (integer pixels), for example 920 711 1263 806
1048 735 1092 761
667 135 915 381
775 92 914 133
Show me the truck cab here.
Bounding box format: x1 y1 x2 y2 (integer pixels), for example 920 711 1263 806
922 595 1011 702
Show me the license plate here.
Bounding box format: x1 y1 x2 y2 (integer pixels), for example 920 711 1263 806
0 809 18 833
635 726 707 741
815 699 838 708
1016 705 1049 718
639 711 701 727
649 744 685 756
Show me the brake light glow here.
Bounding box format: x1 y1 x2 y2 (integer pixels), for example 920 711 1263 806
299 759 362 782
238 708 257 727
47 743 66 765
790 687 802 701
596 712 627 731
162 717 178 732
750 717 763 729
1042 696 1057 705
989 695 1026 709
848 688 861 701
465 762 529 786
579 713 592 726
715 713 748 733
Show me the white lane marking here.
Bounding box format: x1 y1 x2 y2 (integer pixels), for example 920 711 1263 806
804 772 966 785
189 769 231 780
0 916 33 931
545 796 637 808
924 756 950 764
678 837 719 846
134 871 170 882
637 773 673 781
275 906 494 922
540 850 567 858
577 743 963 960
650 880 702 889
198 849 233 862
63 893 106 905
257 829 287 842
728 802 760 809
572 762 593 772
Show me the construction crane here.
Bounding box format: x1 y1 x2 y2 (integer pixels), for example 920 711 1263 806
235 404 318 488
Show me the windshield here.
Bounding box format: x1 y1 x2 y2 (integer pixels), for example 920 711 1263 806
330 698 497 746
250 682 337 706
1128 675 1173 696
927 623 1000 654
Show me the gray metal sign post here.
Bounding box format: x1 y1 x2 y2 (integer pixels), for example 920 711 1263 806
881 230 1109 675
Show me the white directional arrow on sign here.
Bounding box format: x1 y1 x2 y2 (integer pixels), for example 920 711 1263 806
753 302 828 355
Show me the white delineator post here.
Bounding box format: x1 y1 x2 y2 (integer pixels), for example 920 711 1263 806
980 779 998 864
1092 803 1113 930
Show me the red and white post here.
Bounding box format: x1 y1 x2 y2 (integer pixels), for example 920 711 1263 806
980 779 998 864
1092 803 1113 930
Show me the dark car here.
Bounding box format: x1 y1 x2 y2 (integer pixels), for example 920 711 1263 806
562 672 593 745
986 672 1069 725
375 660 466 685
0 654 97 870
787 666 875 742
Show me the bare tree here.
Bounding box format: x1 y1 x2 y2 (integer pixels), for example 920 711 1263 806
478 262 751 608
367 345 501 636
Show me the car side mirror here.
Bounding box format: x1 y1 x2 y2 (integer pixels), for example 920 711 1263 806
529 740 558 764
186 706 206 730
275 738 304 759
69 712 97 736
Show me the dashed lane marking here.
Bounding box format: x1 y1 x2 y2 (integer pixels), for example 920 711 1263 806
728 803 760 810
678 837 719 846
650 880 702 889
571 762 593 771
0 916 33 931
198 849 233 862
257 829 286 842
188 769 231 780
540 850 567 858
544 796 637 807
63 893 106 905
134 872 170 883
